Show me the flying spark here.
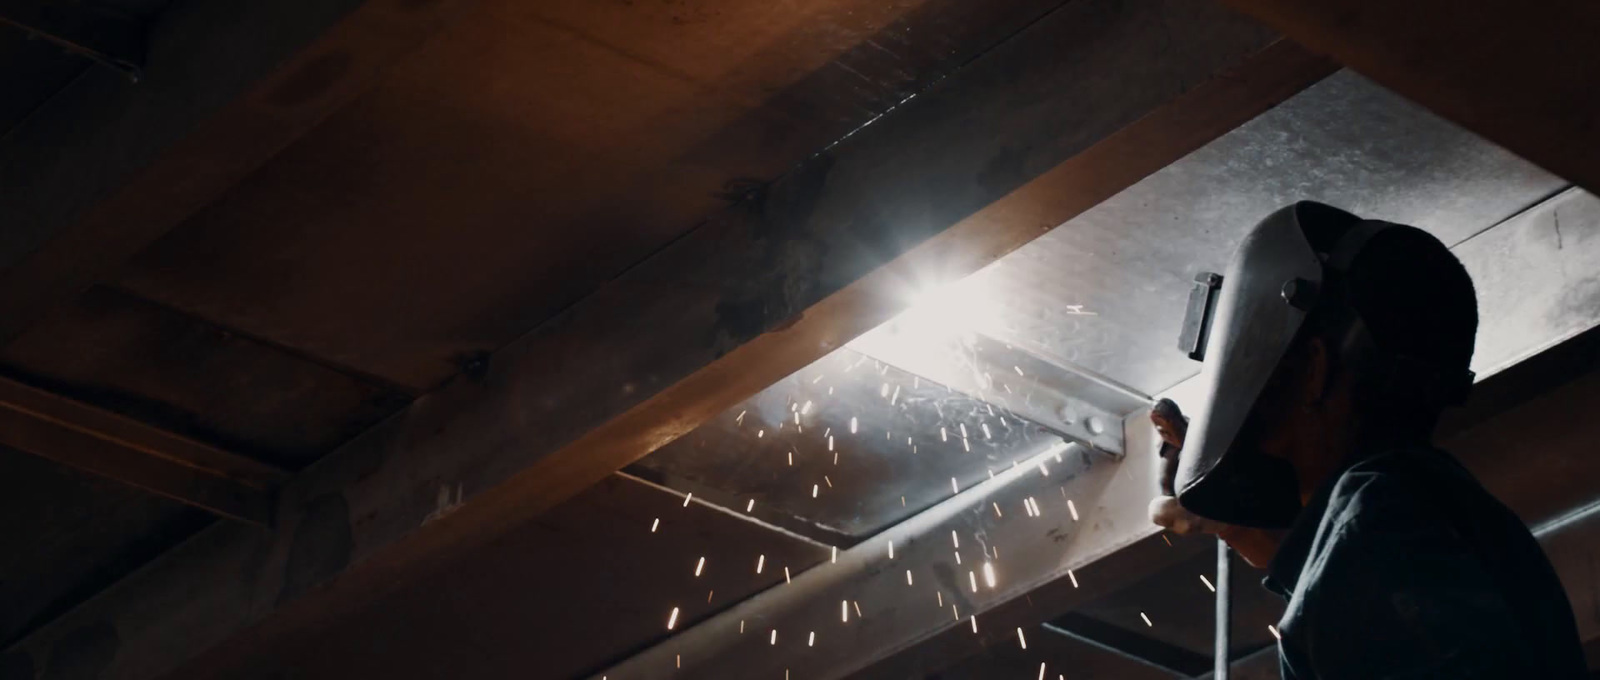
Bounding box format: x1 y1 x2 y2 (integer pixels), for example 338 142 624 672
981 423 992 439
801 400 813 414
736 410 747 424
969 571 978 593
812 374 824 383
971 615 979 633
993 502 1003 517
794 412 800 425
785 567 791 583
667 607 680 630
1038 662 1046 680
983 562 996 588
747 499 755 512
959 423 968 439
952 605 960 621
824 476 833 488
831 546 837 563
1068 569 1078 588
741 620 745 633
1038 462 1049 477
1140 612 1153 627
788 451 794 466
962 438 970 452
651 518 660 532
841 600 848 622
941 427 948 442
1014 365 1025 376
683 493 693 507
824 427 831 437
756 555 765 574
952 531 960 548
770 630 777 645
834 452 839 465
850 416 858 433
1268 625 1281 640
694 556 705 577
1017 628 1027 650
955 551 961 565
808 631 815 647
890 386 900 405
812 484 818 498
888 541 895 559
937 591 944 607
758 429 765 438
906 570 914 586
1200 575 1215 592
853 601 862 618
707 590 714 602
951 477 959 494
828 436 834 451
1067 499 1079 521
880 383 889 398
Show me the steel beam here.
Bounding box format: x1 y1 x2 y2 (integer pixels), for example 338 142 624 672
2 6 1334 678
0 375 285 525
1215 0 1600 196
1043 614 1211 677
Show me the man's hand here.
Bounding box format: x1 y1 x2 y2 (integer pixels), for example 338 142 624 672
1148 399 1225 535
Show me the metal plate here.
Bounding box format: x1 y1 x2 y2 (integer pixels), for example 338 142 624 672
959 70 1566 395
629 348 1069 542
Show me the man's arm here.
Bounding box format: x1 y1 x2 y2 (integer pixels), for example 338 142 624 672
1292 472 1523 679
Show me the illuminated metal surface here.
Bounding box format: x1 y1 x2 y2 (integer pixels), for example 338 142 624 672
962 70 1566 395
600 414 1170 680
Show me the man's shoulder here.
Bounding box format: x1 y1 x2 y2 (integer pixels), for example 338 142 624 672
1323 447 1473 526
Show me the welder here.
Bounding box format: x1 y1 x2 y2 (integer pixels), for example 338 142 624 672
1147 202 1585 678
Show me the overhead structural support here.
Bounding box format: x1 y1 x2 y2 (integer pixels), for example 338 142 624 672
0 0 145 77
5 3 1336 677
1215 0 1600 195
0 376 285 525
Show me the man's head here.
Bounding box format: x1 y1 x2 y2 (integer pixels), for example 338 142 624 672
1174 202 1479 530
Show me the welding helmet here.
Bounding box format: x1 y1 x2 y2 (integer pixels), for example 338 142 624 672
1173 202 1476 528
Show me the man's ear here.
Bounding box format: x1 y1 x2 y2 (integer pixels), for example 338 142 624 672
1304 336 1331 406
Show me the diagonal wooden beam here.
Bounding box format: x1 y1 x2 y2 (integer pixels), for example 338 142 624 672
1214 0 1600 195
5 2 1334 677
0 376 286 525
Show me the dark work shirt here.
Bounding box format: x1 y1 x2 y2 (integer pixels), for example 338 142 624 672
1263 447 1586 679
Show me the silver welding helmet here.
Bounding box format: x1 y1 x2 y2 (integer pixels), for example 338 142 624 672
1171 202 1431 528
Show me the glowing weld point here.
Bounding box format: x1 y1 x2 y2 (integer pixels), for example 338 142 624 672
982 562 996 588
683 493 693 507
1017 627 1028 650
756 554 765 574
1200 575 1215 592
651 518 660 532
1067 499 1079 521
1068 569 1078 588
951 530 960 549
968 571 978 593
694 556 705 577
970 615 978 634
1140 612 1153 627
747 499 755 513
667 607 680 630
1268 625 1281 640
850 416 858 434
